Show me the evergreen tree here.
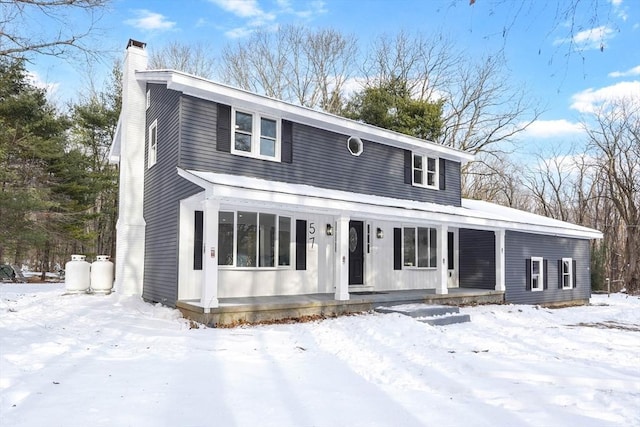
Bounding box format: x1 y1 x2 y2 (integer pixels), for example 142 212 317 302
343 77 444 142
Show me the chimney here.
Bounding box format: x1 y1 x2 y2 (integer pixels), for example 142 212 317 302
113 40 148 296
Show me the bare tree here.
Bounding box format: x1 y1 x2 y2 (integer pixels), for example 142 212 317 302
220 25 358 114
148 41 217 80
359 31 542 197
585 98 640 294
0 0 109 59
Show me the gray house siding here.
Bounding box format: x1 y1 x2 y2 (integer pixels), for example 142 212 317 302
459 229 496 289
176 91 462 207
143 84 201 306
504 231 591 304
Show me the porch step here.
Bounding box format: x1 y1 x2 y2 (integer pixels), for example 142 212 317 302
375 303 471 326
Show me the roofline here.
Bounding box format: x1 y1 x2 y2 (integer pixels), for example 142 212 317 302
137 69 475 164
178 168 603 240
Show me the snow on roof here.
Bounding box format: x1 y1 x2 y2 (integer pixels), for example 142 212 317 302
179 169 602 240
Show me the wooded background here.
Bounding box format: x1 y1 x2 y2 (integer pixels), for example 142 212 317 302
1 1 637 292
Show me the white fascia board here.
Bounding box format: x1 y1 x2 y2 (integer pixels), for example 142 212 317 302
177 168 603 240
109 116 122 163
137 70 474 164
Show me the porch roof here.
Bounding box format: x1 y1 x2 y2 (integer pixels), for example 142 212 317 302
178 168 603 240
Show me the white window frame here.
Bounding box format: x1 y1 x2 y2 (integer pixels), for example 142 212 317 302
218 210 293 270
562 257 573 289
231 108 281 162
531 257 543 291
148 119 158 168
412 153 439 189
402 226 437 269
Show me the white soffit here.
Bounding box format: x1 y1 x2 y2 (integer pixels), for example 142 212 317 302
137 70 474 164
178 168 603 240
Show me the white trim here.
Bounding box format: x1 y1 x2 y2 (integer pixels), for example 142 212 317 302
531 257 543 291
177 169 603 240
135 69 474 164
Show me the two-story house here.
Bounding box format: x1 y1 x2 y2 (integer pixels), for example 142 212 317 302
110 40 602 325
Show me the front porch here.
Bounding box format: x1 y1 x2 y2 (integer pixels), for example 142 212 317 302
177 288 504 327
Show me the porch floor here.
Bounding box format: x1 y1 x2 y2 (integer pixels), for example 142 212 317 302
177 288 504 327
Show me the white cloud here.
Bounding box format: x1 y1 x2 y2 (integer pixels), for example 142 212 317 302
210 0 326 38
554 25 615 50
124 9 176 31
570 81 640 113
524 119 584 138
27 71 59 96
608 65 640 78
210 0 265 18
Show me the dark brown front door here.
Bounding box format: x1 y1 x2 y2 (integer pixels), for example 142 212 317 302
348 221 364 285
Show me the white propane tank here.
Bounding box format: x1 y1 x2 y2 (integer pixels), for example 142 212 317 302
90 255 114 294
65 255 90 293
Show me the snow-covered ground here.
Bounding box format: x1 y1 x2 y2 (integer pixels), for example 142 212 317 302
1 284 638 427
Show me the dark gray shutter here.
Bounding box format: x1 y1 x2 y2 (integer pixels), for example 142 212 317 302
558 259 563 289
525 258 531 290
281 120 293 163
543 259 548 290
394 228 402 270
439 158 446 190
194 210 203 270
404 151 412 184
573 260 577 288
216 103 231 152
296 220 307 270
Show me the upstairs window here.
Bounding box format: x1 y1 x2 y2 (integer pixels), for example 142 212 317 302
148 120 157 168
232 109 280 161
412 154 438 189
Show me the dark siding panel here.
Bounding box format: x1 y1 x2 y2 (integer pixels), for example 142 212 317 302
404 151 412 185
296 220 307 270
179 96 462 206
459 229 496 289
194 210 203 270
216 103 231 152
142 84 204 307
504 231 591 304
281 120 293 163
393 228 402 270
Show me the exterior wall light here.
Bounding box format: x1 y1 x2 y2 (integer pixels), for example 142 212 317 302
326 224 334 236
376 227 384 239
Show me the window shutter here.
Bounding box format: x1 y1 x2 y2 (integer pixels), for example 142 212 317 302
393 228 402 270
573 260 577 288
281 120 293 163
216 103 231 152
439 158 446 190
404 151 412 184
193 211 203 270
558 259 563 289
525 258 531 290
296 220 307 270
543 259 548 290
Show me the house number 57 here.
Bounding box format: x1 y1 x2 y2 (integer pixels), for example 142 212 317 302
308 222 316 249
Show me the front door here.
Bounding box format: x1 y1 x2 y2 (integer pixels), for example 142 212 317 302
348 220 364 285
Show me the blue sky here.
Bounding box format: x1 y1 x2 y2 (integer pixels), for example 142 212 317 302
29 0 640 155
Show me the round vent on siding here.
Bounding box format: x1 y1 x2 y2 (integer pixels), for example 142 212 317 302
347 136 363 156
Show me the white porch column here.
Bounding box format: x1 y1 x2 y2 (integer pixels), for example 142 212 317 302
334 216 349 301
201 199 220 311
495 229 506 292
436 224 449 295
